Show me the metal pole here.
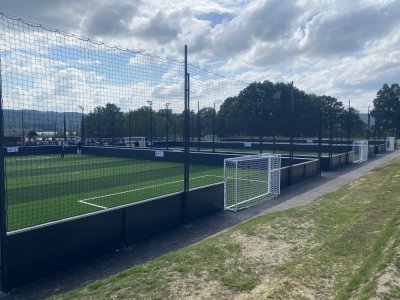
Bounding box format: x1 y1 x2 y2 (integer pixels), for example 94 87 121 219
0 57 9 291
257 88 264 154
367 106 370 141
165 103 170 150
273 92 280 154
21 109 25 146
183 45 189 225
197 101 200 152
147 101 153 148
128 110 132 148
347 99 351 145
329 108 333 170
63 114 67 141
318 103 323 176
290 82 294 186
212 102 216 152
79 106 85 145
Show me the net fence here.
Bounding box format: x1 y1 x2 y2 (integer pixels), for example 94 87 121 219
0 13 244 231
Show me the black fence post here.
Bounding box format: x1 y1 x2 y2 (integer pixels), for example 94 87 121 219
128 110 132 148
197 101 200 152
289 82 294 187
212 102 215 153
329 108 333 170
347 99 351 145
367 106 370 141
0 58 9 292
183 45 190 225
165 103 170 150
318 104 323 176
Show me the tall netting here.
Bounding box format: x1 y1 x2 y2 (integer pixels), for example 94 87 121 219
224 154 281 211
185 65 246 188
0 13 190 231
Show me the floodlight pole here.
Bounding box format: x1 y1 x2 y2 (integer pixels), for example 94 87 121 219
165 103 170 149
147 101 153 148
78 106 85 145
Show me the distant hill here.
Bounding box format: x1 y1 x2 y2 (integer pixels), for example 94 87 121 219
359 113 375 126
3 109 82 136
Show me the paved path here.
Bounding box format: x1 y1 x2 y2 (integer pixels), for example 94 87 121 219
3 150 400 299
263 150 400 214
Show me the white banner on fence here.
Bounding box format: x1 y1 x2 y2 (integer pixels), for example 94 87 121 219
155 150 164 157
7 147 19 153
244 142 252 148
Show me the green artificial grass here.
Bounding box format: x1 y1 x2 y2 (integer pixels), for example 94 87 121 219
6 154 223 231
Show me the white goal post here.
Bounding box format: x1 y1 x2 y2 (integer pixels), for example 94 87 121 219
224 154 281 211
353 140 368 163
386 137 395 151
124 136 145 147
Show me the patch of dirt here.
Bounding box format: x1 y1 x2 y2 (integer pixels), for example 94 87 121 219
235 276 317 300
167 272 234 300
230 231 293 265
374 251 400 297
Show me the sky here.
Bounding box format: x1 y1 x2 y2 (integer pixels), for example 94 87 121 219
1 0 400 113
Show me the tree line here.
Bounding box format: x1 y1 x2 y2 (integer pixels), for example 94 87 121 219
83 81 381 141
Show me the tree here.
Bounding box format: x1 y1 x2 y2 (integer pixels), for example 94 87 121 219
372 83 400 137
85 103 124 140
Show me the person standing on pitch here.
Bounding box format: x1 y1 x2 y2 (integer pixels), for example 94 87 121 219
61 140 66 158
77 140 82 154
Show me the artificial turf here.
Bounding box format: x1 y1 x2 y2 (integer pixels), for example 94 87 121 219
5 154 223 231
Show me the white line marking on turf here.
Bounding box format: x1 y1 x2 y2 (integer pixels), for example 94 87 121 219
78 200 108 210
77 174 223 209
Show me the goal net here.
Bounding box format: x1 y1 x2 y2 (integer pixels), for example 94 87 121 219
124 136 145 147
386 137 395 151
224 154 281 211
353 140 368 163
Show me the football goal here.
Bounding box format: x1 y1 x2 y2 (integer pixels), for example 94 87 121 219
353 140 368 163
224 154 281 211
386 137 395 151
124 136 145 147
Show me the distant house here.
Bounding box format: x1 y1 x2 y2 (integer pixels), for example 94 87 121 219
27 130 39 143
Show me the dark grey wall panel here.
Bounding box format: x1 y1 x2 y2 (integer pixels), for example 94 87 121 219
124 194 183 244
6 209 124 289
188 184 224 221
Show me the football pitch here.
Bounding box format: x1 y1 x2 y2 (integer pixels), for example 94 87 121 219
5 154 224 231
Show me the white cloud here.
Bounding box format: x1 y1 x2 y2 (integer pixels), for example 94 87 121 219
1 0 399 112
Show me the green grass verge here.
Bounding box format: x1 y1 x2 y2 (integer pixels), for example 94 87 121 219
6 154 223 231
52 158 400 299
